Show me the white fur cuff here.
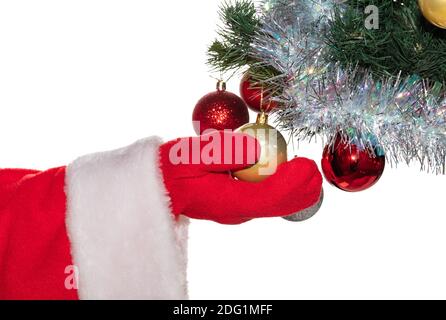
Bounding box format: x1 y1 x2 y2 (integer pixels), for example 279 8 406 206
65 137 188 300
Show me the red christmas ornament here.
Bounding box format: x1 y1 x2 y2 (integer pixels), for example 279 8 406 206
240 73 278 113
193 81 249 135
321 133 386 192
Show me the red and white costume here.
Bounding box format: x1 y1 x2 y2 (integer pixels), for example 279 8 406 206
0 132 322 300
0 138 188 300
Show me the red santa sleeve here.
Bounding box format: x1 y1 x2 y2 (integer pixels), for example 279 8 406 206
0 137 189 300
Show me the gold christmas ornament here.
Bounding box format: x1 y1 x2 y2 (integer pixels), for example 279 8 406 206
232 113 288 183
419 0 446 29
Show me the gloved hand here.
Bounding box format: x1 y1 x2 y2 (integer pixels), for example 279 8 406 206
160 131 323 224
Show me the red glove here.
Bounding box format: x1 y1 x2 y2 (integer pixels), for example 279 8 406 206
160 131 323 224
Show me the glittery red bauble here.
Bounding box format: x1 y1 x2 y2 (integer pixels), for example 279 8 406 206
240 73 278 113
321 134 386 192
193 82 249 135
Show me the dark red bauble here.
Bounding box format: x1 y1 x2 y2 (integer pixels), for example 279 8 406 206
240 73 278 113
321 135 386 192
192 82 249 135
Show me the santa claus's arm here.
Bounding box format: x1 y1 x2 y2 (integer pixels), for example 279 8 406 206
0 137 188 300
0 133 322 300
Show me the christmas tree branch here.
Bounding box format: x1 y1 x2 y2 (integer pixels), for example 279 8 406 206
328 0 446 83
207 0 281 84
208 0 260 73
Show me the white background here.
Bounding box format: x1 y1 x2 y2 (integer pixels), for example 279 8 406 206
0 0 445 300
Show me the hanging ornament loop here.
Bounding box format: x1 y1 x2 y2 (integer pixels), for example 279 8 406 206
216 80 227 92
256 112 268 125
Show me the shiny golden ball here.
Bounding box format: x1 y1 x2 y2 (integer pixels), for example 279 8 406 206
419 0 446 29
232 114 287 183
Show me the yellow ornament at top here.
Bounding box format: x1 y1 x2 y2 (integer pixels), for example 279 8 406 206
419 0 446 29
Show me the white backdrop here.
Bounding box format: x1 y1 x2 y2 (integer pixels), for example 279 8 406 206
0 0 445 300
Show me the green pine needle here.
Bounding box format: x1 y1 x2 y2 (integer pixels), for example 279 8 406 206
207 0 282 96
328 0 446 83
207 0 260 73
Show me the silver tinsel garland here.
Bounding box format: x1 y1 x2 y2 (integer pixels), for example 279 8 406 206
251 0 446 173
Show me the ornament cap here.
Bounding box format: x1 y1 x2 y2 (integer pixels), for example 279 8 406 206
256 112 269 125
216 80 227 92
